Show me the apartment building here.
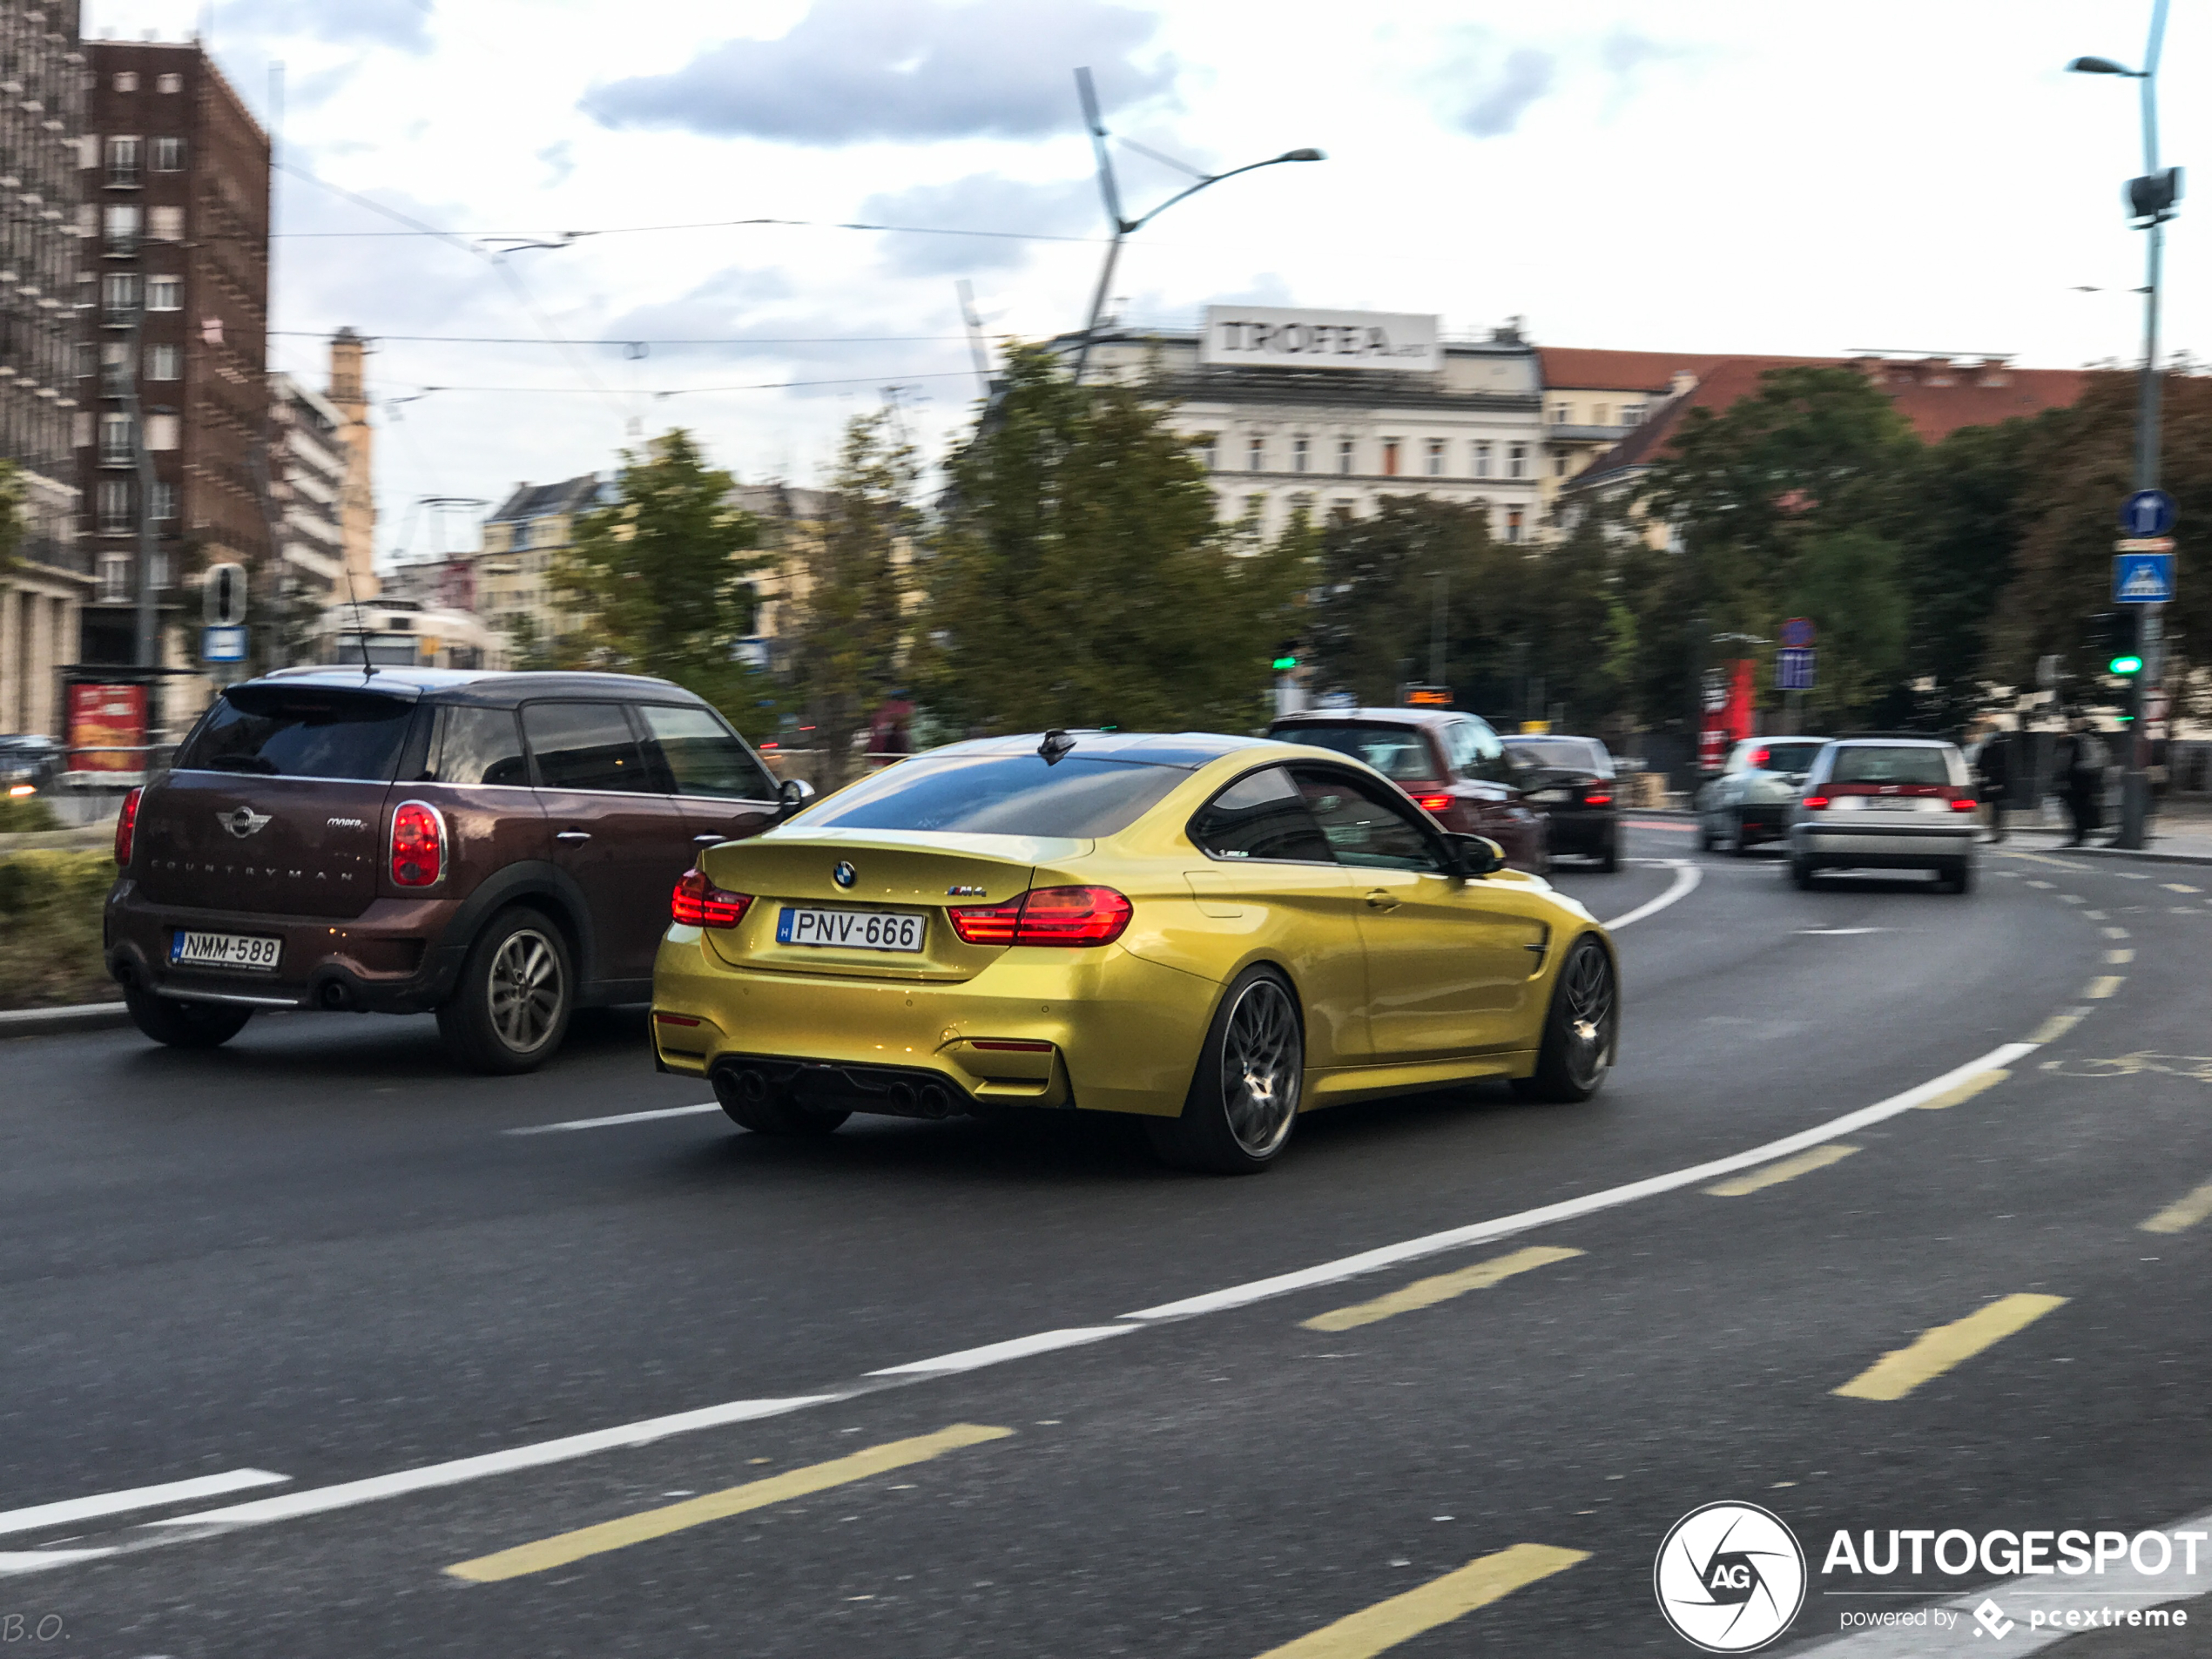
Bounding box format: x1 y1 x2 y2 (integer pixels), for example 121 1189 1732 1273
475 474 604 660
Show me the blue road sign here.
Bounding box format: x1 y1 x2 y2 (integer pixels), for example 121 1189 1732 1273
201 624 247 663
2114 551 2175 604
1777 647 1816 691
1779 617 1814 649
2121 489 2177 537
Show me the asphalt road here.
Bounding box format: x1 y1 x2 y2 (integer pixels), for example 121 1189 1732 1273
5 821 2212 1656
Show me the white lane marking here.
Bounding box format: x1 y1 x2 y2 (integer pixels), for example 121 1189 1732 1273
145 1397 839 1528
0 1548 119 1577
1795 1501 2212 1655
0 1468 289 1537
867 1326 1135 1377
1797 927 1886 935
1122 1042 2038 1322
1602 859 1702 930
505 1103 722 1136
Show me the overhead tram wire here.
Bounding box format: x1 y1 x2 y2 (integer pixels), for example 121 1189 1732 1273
266 216 1115 246
381 368 985 399
266 331 985 346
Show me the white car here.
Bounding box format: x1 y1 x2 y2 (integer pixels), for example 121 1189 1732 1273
1696 737 1830 854
1787 738 1979 893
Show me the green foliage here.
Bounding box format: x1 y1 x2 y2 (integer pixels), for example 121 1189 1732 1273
0 793 59 833
1788 529 1907 720
556 429 779 732
921 345 1301 734
789 410 917 786
1309 496 1498 708
0 850 116 1009
500 610 561 672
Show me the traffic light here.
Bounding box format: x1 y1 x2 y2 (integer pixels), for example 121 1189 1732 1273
2110 652 2145 676
1271 640 1299 672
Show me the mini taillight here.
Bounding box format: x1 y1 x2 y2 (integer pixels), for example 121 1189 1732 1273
1413 793 1455 813
1582 792 1614 806
949 886 1133 947
389 800 445 887
671 867 751 928
1802 794 1831 812
114 785 141 867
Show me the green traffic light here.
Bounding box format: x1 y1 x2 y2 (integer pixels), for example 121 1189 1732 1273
2109 654 2145 675
1272 656 1298 671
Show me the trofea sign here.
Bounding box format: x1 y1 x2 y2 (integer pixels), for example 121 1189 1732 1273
1200 306 1440 373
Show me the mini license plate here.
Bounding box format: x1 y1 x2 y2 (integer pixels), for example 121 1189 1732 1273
776 906 926 952
171 930 282 971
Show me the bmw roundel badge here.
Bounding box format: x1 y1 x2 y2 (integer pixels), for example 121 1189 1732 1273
833 860 858 889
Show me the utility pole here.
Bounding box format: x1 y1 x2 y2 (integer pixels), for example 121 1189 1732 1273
121 289 161 736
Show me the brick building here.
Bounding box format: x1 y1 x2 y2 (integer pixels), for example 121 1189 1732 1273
74 36 268 675
0 0 90 738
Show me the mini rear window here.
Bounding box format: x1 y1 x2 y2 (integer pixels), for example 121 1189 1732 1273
801 754 1184 839
177 688 415 781
1271 723 1437 781
1830 745 1953 786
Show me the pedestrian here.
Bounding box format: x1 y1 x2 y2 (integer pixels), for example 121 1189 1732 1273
2058 716 2108 846
1976 724 2013 844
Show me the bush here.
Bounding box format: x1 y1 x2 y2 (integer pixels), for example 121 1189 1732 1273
0 850 117 1009
0 793 60 833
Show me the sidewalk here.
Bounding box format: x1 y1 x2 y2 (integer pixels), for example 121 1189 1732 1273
1993 802 2212 866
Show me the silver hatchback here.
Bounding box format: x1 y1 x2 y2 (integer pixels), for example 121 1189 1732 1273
1697 737 1830 854
1787 738 1979 893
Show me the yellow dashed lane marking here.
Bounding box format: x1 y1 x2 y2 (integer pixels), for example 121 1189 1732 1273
2104 927 2132 940
1251 1544 1589 1659
2141 1183 2212 1235
1914 1069 2012 1111
1706 1144 1858 1196
1834 1294 2068 1402
2028 1010 2088 1044
2025 879 2055 888
1301 1247 1581 1332
2108 948 2136 965
2085 976 2125 999
445 1424 1013 1583
2060 894 2085 905
2167 883 2203 894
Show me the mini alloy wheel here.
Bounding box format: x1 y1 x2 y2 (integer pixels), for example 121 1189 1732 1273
438 907 574 1075
489 927 563 1052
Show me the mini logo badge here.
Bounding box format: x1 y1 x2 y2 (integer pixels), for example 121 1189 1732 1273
1654 1502 1806 1652
219 806 272 840
832 860 858 889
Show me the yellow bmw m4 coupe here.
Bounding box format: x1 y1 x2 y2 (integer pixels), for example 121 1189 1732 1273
651 731 1619 1174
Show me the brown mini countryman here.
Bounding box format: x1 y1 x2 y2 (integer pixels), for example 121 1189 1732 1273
105 668 799 1072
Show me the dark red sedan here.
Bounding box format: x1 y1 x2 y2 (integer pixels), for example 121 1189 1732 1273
1265 707 1550 874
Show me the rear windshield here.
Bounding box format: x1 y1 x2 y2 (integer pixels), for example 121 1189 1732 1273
1751 741 1825 774
1507 738 1610 775
801 754 1184 839
1830 745 1952 786
1271 724 1435 781
177 687 415 781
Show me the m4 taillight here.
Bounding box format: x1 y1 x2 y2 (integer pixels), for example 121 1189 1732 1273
113 785 141 867
1413 793 1455 813
949 886 1134 947
1581 791 1614 806
389 800 445 887
1802 794 1831 812
671 867 751 928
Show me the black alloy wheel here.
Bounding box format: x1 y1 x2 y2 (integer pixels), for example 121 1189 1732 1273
1511 936 1616 1103
1148 967 1304 1175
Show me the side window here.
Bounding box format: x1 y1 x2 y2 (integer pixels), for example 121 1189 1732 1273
522 702 653 793
1441 721 1481 779
1188 765 1332 862
429 705 529 786
635 703 776 800
1464 717 1508 782
1292 767 1446 873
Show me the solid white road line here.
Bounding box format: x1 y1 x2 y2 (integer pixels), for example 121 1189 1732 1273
0 1548 118 1576
867 1326 1136 1377
1122 1042 2039 1322
505 1102 722 1136
1603 859 1703 931
145 1397 838 1528
0 1467 289 1537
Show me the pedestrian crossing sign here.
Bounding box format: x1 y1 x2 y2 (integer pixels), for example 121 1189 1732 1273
2113 551 2175 604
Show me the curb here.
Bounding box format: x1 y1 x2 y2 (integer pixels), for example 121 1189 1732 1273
2031 842 2212 868
0 1002 132 1039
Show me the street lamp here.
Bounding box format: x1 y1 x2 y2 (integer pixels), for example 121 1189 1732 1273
1069 66 1324 385
2068 2 2180 849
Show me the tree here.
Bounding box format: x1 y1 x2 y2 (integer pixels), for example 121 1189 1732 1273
921 345 1292 733
787 410 916 787
1308 496 1501 708
556 428 776 733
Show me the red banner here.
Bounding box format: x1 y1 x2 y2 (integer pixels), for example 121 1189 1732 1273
66 683 147 772
1699 659 1757 771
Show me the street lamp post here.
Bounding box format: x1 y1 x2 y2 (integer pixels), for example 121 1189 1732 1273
2069 0 2179 849
1068 67 1322 386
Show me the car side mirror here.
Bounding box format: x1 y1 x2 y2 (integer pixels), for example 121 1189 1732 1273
777 777 816 817
1447 833 1505 877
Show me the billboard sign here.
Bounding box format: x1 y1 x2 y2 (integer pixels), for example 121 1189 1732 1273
1201 307 1440 374
66 683 147 773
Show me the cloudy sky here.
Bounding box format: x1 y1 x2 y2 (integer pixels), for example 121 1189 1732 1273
81 0 2209 568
